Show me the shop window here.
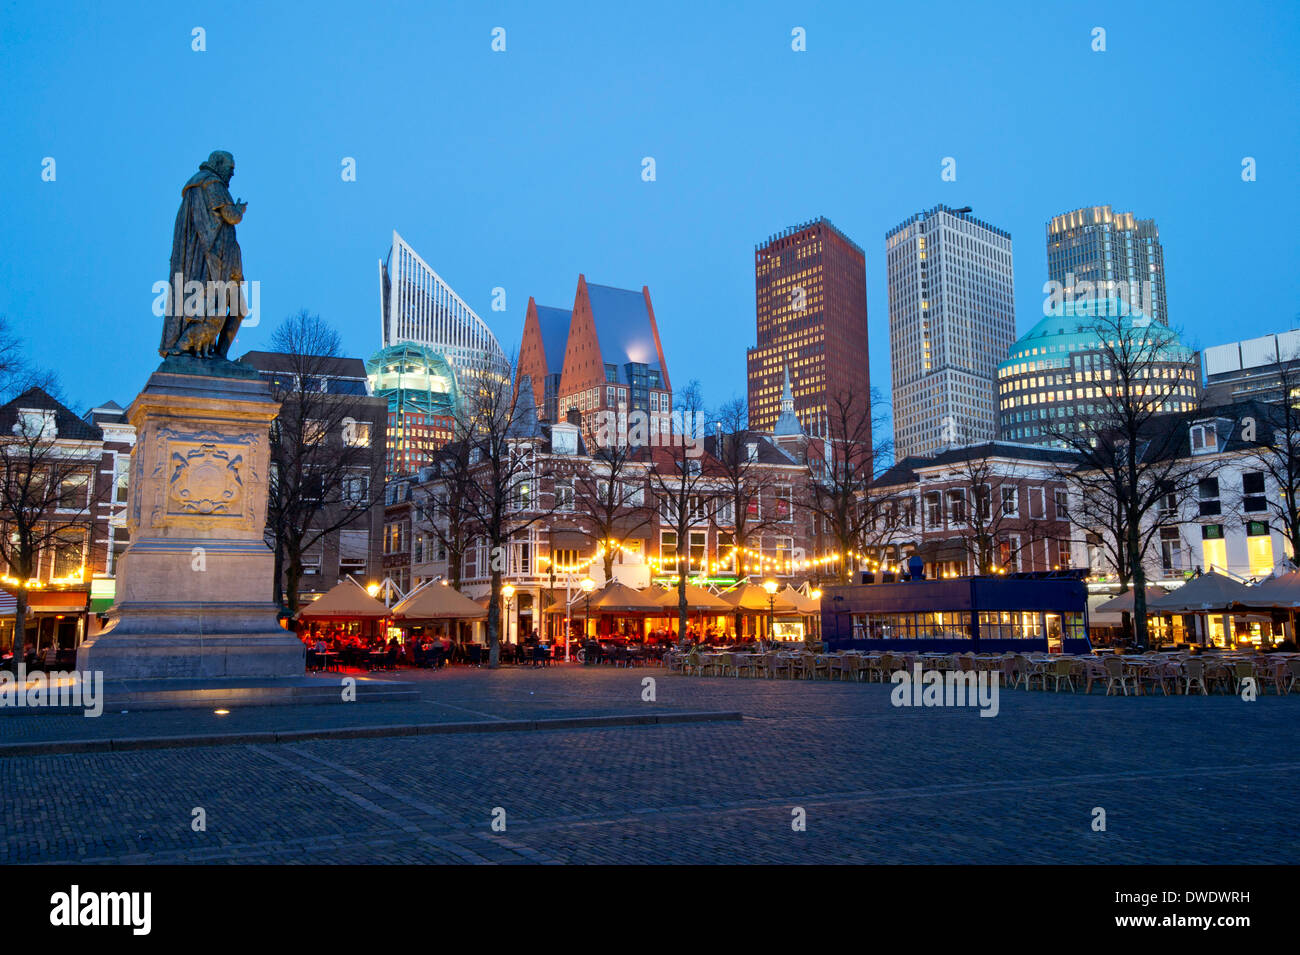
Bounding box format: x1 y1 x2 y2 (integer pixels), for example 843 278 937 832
1246 521 1274 577
1201 524 1227 573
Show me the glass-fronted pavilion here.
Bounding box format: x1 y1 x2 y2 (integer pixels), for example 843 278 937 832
822 570 1092 654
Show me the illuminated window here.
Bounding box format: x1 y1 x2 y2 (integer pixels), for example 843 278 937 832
1246 521 1274 577
1201 524 1227 573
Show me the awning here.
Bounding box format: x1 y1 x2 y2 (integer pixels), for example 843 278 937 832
1093 586 1172 615
298 580 391 619
652 583 731 612
0 588 92 615
779 585 821 615
1240 569 1300 610
1146 570 1255 613
589 582 665 613
720 583 799 613
391 581 487 620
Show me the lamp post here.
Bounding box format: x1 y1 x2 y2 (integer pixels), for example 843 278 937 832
580 577 596 642
501 582 515 649
810 588 822 640
763 579 778 643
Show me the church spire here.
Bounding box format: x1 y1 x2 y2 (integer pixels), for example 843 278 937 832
772 363 802 437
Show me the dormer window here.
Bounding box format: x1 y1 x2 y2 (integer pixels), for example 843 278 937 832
14 409 56 440
1190 422 1217 454
551 425 578 456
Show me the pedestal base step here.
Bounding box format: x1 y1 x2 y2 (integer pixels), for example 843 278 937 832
99 676 419 711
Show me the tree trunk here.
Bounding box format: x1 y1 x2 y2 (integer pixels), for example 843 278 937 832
284 554 304 616
677 574 688 644
13 590 27 669
449 549 462 590
1128 518 1148 650
603 547 615 583
487 569 501 668
272 542 284 608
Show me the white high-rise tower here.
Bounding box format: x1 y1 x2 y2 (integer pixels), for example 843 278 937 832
378 231 508 390
886 205 1016 459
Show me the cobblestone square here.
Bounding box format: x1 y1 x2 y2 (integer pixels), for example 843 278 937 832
1 665 1296 864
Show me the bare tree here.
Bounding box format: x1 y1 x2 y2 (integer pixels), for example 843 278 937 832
456 363 552 668
799 385 891 584
0 388 104 660
415 435 476 589
1045 310 1202 647
1232 357 1300 561
568 441 653 582
263 310 383 613
647 382 719 640
933 440 1055 575
710 397 790 568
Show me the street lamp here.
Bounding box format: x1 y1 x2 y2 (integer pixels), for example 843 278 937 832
810 589 823 640
763 579 778 643
501 583 515 647
580 577 596 640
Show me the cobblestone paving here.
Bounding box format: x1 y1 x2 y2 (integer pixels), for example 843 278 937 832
1 666 1296 863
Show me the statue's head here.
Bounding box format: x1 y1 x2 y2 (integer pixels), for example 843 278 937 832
205 150 235 183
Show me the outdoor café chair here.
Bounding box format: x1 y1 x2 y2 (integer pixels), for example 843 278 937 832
1103 656 1135 696
734 653 761 678
1231 660 1258 695
1080 657 1107 694
1286 658 1300 696
1047 658 1075 693
869 653 895 683
842 655 867 682
827 654 851 681
1204 660 1232 694
1182 658 1209 696
770 654 796 679
1008 655 1034 691
1141 660 1176 696
800 653 829 680
710 652 735 677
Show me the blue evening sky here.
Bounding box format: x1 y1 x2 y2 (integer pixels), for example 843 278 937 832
2 0 1297 424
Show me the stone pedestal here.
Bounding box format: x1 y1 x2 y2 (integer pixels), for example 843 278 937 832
78 359 305 679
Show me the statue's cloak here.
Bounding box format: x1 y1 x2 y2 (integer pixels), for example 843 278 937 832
159 164 245 357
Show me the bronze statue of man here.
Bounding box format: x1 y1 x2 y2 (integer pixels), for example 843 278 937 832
159 150 249 360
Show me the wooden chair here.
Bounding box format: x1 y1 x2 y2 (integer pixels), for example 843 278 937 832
1286 658 1300 696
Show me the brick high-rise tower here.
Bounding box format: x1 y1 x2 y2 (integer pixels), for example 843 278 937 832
746 217 870 439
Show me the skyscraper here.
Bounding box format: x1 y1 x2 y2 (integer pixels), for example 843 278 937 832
886 204 1016 459
746 217 869 438
995 298 1200 447
1046 205 1168 327
378 230 508 396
